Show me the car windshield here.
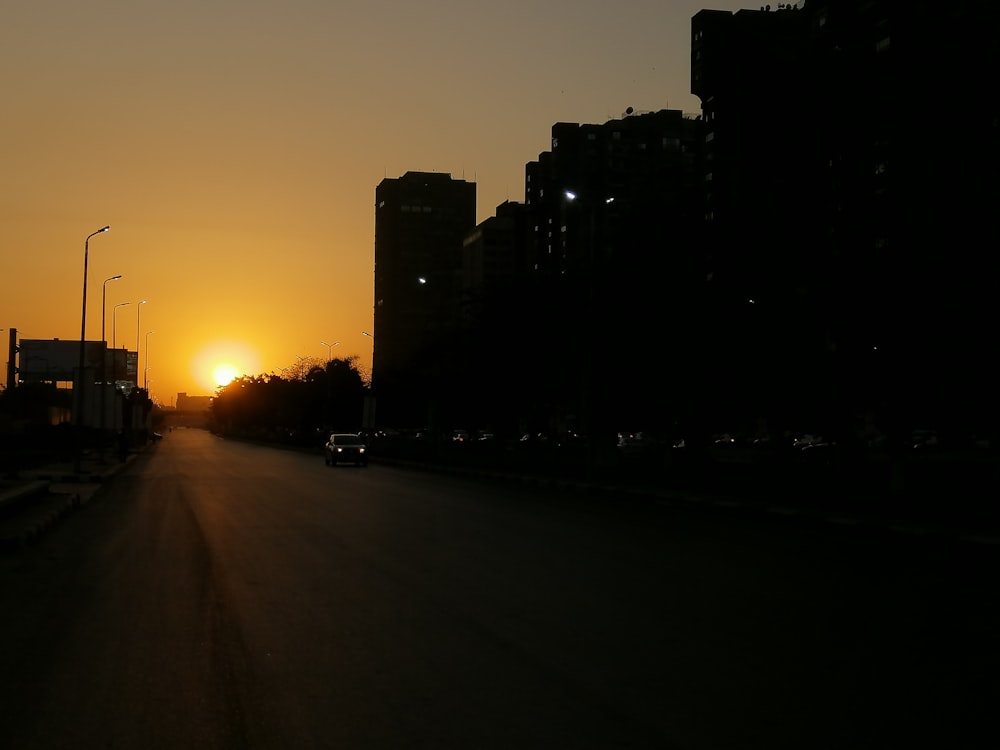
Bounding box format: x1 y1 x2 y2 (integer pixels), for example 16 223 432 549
332 434 362 445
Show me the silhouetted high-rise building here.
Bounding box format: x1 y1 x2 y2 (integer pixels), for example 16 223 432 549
461 200 529 328
373 171 476 428
690 0 998 441
522 108 704 436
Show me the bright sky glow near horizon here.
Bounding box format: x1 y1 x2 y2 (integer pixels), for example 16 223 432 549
2 1 751 404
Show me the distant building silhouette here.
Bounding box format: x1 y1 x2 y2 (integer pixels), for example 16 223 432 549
461 199 529 329
520 109 703 437
372 1 998 445
373 171 477 428
176 392 212 411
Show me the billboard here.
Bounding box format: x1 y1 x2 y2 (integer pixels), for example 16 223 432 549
18 339 112 383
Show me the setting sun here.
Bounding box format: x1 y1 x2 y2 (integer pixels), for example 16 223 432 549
191 340 262 394
213 364 239 387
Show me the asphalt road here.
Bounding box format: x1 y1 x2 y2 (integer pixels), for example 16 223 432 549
0 428 996 749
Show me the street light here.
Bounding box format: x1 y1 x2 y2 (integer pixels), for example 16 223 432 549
76 225 110 430
112 302 130 350
101 275 122 347
135 300 147 387
144 331 155 389
321 340 340 360
99 274 122 448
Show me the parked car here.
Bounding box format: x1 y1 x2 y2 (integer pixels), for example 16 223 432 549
324 433 369 466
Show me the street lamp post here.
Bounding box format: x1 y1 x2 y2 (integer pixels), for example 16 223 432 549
362 329 376 372
562 189 613 478
112 302 130 376
321 340 340 361
144 331 155 389
135 300 147 387
99 274 122 454
101 276 122 350
76 226 110 427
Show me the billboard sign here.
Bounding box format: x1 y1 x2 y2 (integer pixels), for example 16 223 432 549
18 339 109 382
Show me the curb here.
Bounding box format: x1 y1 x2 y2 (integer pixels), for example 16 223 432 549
374 457 1000 548
0 455 134 553
0 491 82 551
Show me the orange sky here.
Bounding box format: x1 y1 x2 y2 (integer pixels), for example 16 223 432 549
2 1 750 404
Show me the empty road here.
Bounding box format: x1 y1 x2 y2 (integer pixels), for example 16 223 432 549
1 428 996 749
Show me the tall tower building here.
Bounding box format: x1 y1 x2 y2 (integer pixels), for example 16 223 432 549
373 171 476 428
690 2 892 433
690 0 998 441
522 108 703 434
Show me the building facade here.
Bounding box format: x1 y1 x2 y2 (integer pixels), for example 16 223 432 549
372 171 477 428
690 0 997 443
522 109 704 437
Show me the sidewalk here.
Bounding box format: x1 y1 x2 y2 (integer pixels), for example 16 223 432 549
0 453 133 552
380 453 1000 547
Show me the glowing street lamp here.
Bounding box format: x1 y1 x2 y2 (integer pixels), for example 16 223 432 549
112 302 130 350
101 275 122 346
76 225 110 429
321 340 340 360
135 300 147 386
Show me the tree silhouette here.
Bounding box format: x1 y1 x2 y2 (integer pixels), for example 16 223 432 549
210 357 367 443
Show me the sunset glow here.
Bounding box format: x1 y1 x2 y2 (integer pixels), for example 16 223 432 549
213 364 239 387
191 341 262 393
2 1 743 400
